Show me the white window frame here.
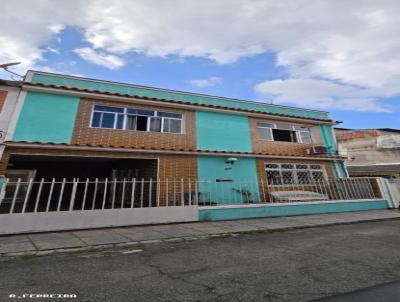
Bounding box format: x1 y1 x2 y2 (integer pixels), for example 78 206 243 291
90 105 184 134
264 163 327 186
256 122 314 144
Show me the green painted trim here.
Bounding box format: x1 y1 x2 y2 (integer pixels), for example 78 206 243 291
13 91 79 143
196 111 252 152
30 73 331 120
199 200 388 221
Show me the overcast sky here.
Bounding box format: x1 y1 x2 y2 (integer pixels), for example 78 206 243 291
1 0 400 128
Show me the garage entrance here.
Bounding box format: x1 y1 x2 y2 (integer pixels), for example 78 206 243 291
2 155 158 213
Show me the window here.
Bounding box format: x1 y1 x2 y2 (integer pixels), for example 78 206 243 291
272 129 297 142
296 126 313 144
265 163 326 185
149 117 162 132
91 105 124 129
257 123 273 140
257 122 313 143
91 105 183 133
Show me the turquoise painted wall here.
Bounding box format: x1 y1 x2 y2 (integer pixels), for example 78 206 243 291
30 73 330 120
13 91 80 143
197 156 260 204
335 162 348 178
196 111 252 152
320 125 348 178
199 200 389 221
320 124 337 154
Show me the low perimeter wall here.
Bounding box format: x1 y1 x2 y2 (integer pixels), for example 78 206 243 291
199 199 389 221
0 206 198 235
0 200 391 235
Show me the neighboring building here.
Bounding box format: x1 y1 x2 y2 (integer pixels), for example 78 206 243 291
0 79 23 159
335 128 400 178
0 70 346 205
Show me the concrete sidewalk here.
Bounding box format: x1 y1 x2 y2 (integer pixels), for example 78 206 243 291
1 209 400 257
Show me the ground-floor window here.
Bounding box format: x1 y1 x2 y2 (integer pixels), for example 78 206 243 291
265 163 326 185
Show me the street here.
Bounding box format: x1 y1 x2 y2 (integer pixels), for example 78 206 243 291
1 220 400 302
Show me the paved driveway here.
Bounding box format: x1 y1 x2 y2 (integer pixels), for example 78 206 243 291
1 220 400 301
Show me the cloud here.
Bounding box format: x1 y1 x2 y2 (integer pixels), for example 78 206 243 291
0 0 84 76
73 47 124 69
189 76 222 88
1 0 400 111
255 78 392 112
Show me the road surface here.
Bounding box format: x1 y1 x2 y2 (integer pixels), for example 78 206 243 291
1 220 400 301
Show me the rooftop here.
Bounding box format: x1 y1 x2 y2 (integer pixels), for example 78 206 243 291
335 127 400 133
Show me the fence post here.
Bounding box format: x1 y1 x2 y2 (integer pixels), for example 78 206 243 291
10 178 21 214
46 178 56 212
165 179 169 206
131 178 136 208
69 178 78 211
121 178 126 208
149 178 153 207
173 179 176 206
188 179 192 206
194 179 198 205
102 178 108 209
22 178 33 213
112 178 117 209
92 178 98 210
260 179 266 203
181 178 184 206
157 178 160 207
82 178 89 210
34 178 45 212
57 178 66 212
140 178 144 208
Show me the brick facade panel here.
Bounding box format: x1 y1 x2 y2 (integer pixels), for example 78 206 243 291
2 147 197 181
72 98 197 150
0 90 8 112
249 118 323 156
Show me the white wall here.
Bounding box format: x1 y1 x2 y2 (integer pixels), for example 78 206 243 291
0 86 21 142
0 206 198 235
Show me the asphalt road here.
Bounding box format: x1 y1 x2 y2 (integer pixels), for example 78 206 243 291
1 220 400 302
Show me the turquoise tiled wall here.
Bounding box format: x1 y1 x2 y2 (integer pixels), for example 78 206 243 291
199 200 389 221
196 111 252 152
13 91 79 143
197 156 260 204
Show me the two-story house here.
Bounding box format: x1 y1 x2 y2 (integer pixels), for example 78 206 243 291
0 71 347 207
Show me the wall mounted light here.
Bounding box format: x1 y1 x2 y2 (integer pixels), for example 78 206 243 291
225 157 238 164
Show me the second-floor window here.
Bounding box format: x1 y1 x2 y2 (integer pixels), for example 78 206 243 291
257 122 313 144
90 105 183 133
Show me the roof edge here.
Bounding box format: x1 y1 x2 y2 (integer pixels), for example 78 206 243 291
26 70 330 115
23 82 338 124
